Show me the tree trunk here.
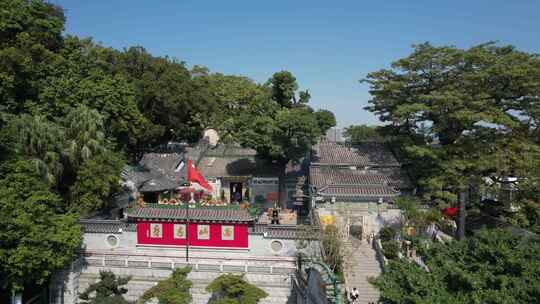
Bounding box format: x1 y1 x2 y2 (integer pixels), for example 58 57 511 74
456 190 467 240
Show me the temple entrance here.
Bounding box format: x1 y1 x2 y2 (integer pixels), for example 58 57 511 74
230 182 243 202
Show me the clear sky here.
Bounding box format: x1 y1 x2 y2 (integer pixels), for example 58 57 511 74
54 0 540 127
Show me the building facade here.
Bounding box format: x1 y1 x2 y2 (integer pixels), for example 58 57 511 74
309 140 410 239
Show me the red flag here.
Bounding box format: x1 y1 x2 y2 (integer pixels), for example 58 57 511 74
187 160 213 192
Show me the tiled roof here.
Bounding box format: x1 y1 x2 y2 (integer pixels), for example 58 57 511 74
139 152 184 181
203 145 257 157
198 156 281 178
318 185 398 197
121 152 186 192
312 140 399 167
138 177 179 192
80 219 137 234
127 206 255 222
310 166 410 189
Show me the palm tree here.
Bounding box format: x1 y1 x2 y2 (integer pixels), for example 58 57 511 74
17 115 64 185
63 105 107 167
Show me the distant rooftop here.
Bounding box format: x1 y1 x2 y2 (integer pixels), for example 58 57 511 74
312 140 399 167
309 139 409 202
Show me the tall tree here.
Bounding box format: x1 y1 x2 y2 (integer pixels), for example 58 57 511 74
268 71 310 108
0 160 82 296
63 105 106 167
314 109 337 135
69 152 125 215
363 42 540 239
15 115 64 185
373 229 540 304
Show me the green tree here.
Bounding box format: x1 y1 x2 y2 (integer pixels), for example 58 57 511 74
138 267 192 304
372 229 540 304
363 42 540 239
343 125 382 143
15 115 64 185
206 274 268 304
0 0 65 117
69 151 125 215
191 72 273 142
314 109 337 135
63 106 107 167
268 71 310 108
273 107 322 162
115 46 196 143
0 160 82 294
322 225 344 275
0 0 65 49
79 271 131 304
394 197 441 234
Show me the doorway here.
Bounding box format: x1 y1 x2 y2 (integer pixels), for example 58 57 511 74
230 182 243 202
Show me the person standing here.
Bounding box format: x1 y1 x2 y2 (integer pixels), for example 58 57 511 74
350 287 359 303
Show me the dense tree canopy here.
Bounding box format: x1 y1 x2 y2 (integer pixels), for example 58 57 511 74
0 160 82 292
364 42 540 237
343 124 382 143
373 229 540 304
268 70 311 108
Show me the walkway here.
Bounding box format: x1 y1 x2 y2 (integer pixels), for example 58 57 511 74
343 238 382 304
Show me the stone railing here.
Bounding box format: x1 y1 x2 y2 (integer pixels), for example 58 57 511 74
82 250 297 275
250 224 320 240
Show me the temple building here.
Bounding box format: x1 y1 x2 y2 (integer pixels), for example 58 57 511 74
309 140 411 239
49 134 316 304
195 144 281 208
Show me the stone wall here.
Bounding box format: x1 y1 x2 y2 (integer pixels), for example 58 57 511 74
316 202 401 239
52 229 302 304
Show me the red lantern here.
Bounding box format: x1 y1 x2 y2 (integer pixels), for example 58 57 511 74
442 206 458 217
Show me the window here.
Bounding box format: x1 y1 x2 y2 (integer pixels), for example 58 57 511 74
271 240 283 253
150 223 162 238
221 225 234 240
106 235 119 247
173 224 186 239
197 225 210 240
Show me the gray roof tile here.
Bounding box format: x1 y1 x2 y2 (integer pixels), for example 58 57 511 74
312 140 399 166
127 206 255 222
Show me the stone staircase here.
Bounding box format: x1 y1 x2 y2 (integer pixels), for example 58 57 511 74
343 239 382 304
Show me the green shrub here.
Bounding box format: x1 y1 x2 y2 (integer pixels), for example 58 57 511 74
138 267 192 304
379 226 397 242
206 274 268 304
381 240 400 260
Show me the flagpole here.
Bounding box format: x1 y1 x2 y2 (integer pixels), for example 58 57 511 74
186 194 189 263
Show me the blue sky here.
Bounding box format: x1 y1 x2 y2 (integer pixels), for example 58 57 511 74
54 0 540 127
